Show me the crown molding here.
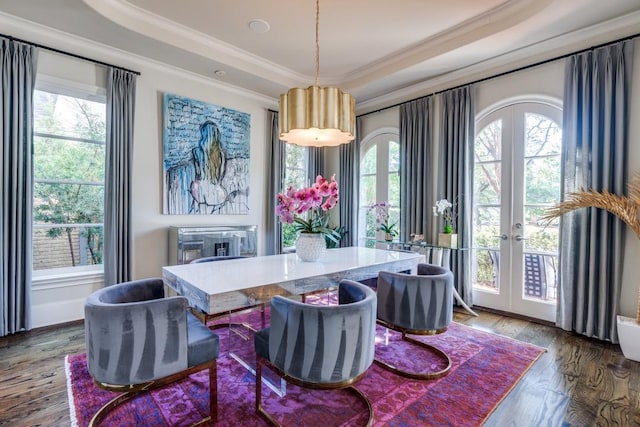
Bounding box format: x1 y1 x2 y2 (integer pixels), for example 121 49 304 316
0 11 277 106
82 0 308 88
357 10 640 115
83 0 554 91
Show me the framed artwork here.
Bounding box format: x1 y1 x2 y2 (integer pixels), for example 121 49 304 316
163 93 251 215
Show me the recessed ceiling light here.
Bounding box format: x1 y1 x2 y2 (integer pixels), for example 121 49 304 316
213 70 226 77
248 19 270 34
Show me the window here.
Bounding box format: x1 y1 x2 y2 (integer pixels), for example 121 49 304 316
358 130 400 246
32 85 106 272
281 143 308 250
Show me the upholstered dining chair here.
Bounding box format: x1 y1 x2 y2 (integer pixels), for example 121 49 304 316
254 279 377 427
84 278 219 426
375 263 454 380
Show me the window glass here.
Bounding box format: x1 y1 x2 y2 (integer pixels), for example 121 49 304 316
281 143 308 250
33 90 106 271
358 132 400 247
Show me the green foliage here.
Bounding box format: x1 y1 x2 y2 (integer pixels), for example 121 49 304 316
325 226 346 249
33 92 106 267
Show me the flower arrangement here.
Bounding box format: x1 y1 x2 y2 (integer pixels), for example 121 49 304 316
433 198 457 233
368 202 398 239
275 174 341 244
541 174 640 321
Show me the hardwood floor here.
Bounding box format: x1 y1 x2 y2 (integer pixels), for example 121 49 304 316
1 309 639 426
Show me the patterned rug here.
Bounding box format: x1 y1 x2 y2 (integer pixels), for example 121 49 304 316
66 314 544 427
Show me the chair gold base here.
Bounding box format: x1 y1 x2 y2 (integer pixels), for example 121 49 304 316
374 321 452 380
89 360 217 427
255 355 374 426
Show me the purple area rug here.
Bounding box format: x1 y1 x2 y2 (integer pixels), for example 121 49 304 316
66 315 544 427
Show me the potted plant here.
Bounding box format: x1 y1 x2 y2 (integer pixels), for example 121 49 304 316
275 174 341 261
433 198 458 247
541 175 640 361
368 202 398 241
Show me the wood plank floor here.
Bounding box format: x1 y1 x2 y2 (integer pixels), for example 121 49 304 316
1 309 639 426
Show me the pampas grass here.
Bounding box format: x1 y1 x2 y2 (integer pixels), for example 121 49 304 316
541 174 640 322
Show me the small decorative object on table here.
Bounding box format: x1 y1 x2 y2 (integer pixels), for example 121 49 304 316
276 175 341 262
368 202 398 241
434 198 458 248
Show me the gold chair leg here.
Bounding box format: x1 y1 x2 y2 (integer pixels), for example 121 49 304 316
346 386 374 427
374 332 452 380
90 361 217 427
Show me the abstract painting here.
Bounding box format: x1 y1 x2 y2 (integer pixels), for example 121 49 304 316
163 93 251 215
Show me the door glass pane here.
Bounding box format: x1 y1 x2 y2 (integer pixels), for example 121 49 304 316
473 120 502 293
358 133 400 248
475 120 502 161
474 162 501 204
524 113 561 156
361 145 377 174
388 141 400 228
522 113 561 302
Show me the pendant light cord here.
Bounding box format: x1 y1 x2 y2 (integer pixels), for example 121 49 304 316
315 0 319 86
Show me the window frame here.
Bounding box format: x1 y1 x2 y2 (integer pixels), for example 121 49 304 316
280 143 310 252
357 127 400 245
32 75 107 279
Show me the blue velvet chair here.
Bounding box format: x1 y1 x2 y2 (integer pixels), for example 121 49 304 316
84 278 219 426
254 279 377 426
375 263 454 379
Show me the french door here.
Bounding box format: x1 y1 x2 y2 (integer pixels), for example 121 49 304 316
472 102 562 322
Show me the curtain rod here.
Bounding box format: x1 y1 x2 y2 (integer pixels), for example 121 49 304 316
359 31 640 118
1 33 141 76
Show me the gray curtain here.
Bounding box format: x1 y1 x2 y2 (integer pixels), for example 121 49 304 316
104 68 136 286
399 96 434 243
438 86 475 307
308 147 324 182
265 110 284 255
0 38 38 336
338 117 361 247
559 40 633 342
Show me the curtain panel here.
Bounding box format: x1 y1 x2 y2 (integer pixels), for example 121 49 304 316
0 38 38 336
103 68 136 286
265 110 284 255
399 96 434 243
559 40 633 342
308 147 325 182
438 86 475 307
338 117 361 247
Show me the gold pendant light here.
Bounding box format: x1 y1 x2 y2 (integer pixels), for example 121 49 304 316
279 0 356 147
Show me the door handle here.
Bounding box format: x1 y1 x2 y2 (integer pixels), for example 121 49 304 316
514 235 528 241
494 234 508 240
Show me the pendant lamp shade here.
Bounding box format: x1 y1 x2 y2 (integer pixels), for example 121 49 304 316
278 0 356 147
279 85 355 147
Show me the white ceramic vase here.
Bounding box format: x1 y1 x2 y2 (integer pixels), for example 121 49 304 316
295 233 326 262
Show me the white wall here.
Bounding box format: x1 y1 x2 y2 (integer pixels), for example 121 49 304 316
360 51 640 319
0 15 277 327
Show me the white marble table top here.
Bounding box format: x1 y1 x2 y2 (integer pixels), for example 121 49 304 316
162 246 423 315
